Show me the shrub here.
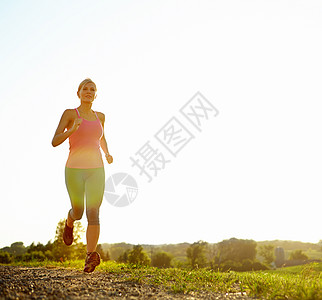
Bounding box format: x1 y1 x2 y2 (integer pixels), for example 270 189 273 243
0 251 13 264
241 259 253 271
21 253 32 261
219 259 268 272
252 261 269 271
117 250 130 263
289 250 308 261
44 250 54 260
220 260 242 272
152 252 172 268
19 251 46 262
30 251 46 261
128 245 150 266
171 257 189 269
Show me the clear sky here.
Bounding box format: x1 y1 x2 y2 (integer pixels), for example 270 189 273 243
0 0 321 248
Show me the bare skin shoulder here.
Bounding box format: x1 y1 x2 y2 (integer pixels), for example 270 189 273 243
51 109 81 147
96 111 105 126
65 109 79 130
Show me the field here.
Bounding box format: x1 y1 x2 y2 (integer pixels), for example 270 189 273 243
1 261 321 299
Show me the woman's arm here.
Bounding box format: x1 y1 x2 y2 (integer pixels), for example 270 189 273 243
100 134 110 155
52 109 81 147
98 112 113 163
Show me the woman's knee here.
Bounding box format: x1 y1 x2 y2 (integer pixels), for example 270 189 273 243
69 207 84 221
86 208 100 225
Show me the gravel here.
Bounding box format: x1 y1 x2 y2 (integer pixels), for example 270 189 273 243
0 266 259 299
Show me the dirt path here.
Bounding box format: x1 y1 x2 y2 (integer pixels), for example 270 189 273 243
0 266 258 299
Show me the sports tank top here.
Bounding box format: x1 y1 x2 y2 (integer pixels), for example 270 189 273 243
65 108 104 169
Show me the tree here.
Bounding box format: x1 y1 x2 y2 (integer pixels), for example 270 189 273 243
109 243 132 261
258 244 275 265
52 219 85 261
186 241 208 268
117 250 130 263
96 244 110 261
206 243 218 266
128 245 150 266
27 242 46 253
105 249 111 261
1 242 27 256
217 238 257 263
318 240 322 252
289 250 308 261
151 251 172 268
18 241 55 261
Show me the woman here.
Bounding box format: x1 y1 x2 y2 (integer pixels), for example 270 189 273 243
52 78 113 273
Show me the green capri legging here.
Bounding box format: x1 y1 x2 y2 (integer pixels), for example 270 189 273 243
65 167 105 225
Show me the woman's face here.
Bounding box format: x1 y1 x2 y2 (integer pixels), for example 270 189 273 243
78 82 97 103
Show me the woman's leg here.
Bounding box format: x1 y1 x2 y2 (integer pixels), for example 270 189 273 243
86 225 100 253
65 167 85 227
84 167 105 253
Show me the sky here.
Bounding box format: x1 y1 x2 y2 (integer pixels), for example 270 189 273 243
0 0 321 248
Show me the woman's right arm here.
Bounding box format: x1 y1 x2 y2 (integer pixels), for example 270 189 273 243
52 110 80 147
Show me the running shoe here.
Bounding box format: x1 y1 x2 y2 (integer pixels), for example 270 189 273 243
63 220 74 246
84 251 101 273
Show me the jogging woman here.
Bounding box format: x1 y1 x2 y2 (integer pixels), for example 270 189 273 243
52 78 113 273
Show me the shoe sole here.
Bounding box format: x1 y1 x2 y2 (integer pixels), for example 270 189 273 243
63 222 74 246
84 262 100 273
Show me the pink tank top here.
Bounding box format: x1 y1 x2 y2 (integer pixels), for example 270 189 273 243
66 108 104 169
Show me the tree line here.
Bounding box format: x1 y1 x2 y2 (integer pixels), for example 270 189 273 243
1 220 320 271
0 220 109 264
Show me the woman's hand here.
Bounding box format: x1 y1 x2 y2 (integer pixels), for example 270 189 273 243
70 118 83 133
105 153 113 164
52 110 82 147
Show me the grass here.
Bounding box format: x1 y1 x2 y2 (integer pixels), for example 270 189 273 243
4 260 321 300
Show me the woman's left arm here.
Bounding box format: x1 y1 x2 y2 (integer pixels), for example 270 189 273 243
98 112 113 164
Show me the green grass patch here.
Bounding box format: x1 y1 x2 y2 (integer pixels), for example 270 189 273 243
2 261 321 299
270 262 322 275
7 259 85 270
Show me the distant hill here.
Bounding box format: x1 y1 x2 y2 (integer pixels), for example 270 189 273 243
100 239 322 262
256 240 321 251
100 242 191 261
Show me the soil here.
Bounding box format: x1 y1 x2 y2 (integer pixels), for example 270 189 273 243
0 265 259 300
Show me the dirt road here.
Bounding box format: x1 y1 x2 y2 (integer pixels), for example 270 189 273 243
0 265 257 299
